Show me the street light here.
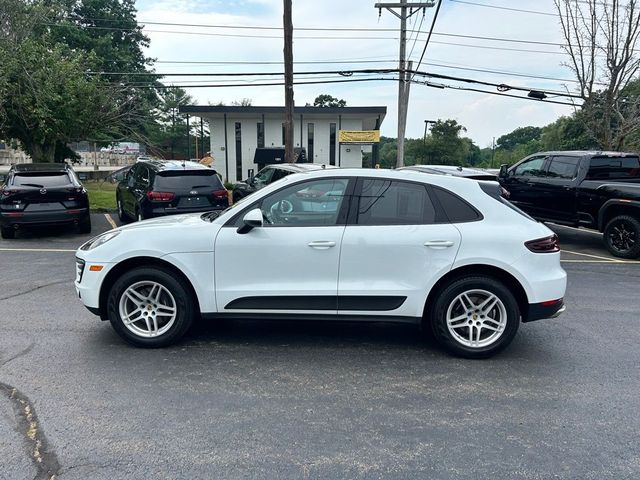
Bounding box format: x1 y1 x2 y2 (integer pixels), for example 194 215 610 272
423 120 437 144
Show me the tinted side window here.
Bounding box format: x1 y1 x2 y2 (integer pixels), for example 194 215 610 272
514 157 546 177
271 168 290 182
253 167 274 186
432 186 481 223
587 156 640 179
547 156 579 179
356 180 436 225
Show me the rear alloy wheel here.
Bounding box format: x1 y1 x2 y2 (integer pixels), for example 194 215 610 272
430 276 520 359
136 210 144 222
0 226 15 239
107 267 195 347
604 215 640 259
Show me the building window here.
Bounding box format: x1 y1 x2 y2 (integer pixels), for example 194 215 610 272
282 123 286 146
235 122 242 180
257 122 265 148
307 123 314 162
329 123 336 166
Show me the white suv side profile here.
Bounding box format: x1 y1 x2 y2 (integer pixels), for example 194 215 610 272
75 169 566 358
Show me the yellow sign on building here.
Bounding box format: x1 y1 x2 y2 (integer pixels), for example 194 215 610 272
338 130 381 144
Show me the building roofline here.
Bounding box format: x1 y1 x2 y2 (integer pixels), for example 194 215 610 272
178 105 387 116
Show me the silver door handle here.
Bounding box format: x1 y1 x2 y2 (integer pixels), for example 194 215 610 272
424 240 455 248
308 241 336 249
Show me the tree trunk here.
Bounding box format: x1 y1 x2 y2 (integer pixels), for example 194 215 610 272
25 141 56 163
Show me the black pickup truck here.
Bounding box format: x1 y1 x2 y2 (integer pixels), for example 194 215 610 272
499 151 640 258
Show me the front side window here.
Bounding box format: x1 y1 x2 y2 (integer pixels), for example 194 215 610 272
547 156 579 179
514 156 546 177
356 179 436 225
259 178 349 227
252 167 274 186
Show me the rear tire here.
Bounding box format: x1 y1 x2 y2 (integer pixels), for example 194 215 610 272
0 226 15 239
116 195 129 223
107 267 196 347
78 215 92 234
603 215 640 259
429 275 520 359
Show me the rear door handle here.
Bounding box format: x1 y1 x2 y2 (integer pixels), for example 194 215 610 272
308 241 336 249
424 240 455 248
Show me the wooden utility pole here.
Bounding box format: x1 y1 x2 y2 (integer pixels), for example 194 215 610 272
283 0 295 163
375 1 435 168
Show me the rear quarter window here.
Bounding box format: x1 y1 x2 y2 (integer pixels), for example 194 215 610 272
587 156 640 180
432 186 482 223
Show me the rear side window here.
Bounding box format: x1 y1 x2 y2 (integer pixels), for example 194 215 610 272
432 186 481 223
13 172 71 187
356 179 436 225
154 171 224 190
587 156 640 180
547 156 579 179
271 168 290 182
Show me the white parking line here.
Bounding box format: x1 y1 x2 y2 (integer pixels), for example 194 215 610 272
561 259 640 264
0 248 76 253
562 249 624 262
104 213 117 229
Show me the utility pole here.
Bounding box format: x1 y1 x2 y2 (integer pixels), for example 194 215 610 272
283 0 295 163
375 1 435 168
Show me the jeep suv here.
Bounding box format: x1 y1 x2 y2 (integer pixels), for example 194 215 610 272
0 163 90 238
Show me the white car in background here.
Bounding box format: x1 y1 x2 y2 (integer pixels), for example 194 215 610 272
75 169 566 358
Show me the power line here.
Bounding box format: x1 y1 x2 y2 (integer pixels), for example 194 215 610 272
448 0 558 17
413 0 443 76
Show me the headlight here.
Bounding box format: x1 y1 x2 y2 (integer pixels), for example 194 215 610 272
80 230 121 251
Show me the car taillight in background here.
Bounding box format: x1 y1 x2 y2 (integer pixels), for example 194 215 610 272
1 188 20 197
147 191 175 202
67 186 86 194
525 234 560 253
212 189 228 200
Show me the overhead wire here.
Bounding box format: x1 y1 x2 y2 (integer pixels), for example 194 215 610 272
412 0 443 78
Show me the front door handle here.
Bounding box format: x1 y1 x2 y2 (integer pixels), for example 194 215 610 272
308 241 336 250
424 240 455 248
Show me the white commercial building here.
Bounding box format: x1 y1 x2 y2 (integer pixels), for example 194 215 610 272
179 106 386 183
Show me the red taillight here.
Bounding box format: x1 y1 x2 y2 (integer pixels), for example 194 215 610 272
1 188 19 196
525 234 560 253
542 299 562 306
146 191 174 202
67 187 85 194
212 189 228 200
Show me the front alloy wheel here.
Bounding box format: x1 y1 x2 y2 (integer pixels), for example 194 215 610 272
604 215 640 259
107 267 195 347
430 276 520 358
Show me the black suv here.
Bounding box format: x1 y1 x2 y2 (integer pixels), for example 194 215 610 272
232 163 335 203
499 151 640 258
116 160 228 222
0 163 90 239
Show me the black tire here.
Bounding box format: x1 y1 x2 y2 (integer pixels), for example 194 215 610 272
116 195 129 223
78 215 92 234
0 226 15 239
232 191 243 204
136 208 144 222
107 267 196 347
428 275 520 359
603 215 640 259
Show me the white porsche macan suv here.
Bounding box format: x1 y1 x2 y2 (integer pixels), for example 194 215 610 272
75 168 566 358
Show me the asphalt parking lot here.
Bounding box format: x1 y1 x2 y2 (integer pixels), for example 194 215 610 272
1 215 639 479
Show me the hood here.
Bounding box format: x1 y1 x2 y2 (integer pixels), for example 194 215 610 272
117 212 209 232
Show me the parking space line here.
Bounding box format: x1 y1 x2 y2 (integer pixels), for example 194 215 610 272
0 248 76 253
104 213 117 229
561 249 624 262
561 259 640 264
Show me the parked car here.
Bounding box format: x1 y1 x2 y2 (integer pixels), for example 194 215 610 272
116 160 228 222
399 164 509 198
1 163 90 239
105 165 132 184
400 164 498 181
75 168 566 358
499 151 640 258
232 163 336 203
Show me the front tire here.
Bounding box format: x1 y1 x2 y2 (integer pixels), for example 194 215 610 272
107 267 196 347
1 226 15 239
603 215 640 259
429 276 520 359
78 215 92 234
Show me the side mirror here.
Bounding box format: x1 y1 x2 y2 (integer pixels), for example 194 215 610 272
499 164 509 179
237 208 263 234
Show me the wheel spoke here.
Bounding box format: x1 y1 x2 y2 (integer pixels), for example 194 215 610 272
156 304 176 316
144 316 152 332
151 316 159 335
447 313 468 327
481 323 500 332
125 289 146 306
460 293 476 313
468 325 474 346
123 309 143 325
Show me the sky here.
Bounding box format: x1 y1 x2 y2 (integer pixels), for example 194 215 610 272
135 0 578 148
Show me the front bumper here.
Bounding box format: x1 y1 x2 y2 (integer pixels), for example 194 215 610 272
75 258 114 315
523 299 566 323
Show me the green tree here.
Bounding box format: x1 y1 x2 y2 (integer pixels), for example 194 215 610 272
416 119 469 165
496 126 542 151
313 94 347 108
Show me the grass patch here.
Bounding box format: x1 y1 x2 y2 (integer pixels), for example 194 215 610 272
86 181 117 211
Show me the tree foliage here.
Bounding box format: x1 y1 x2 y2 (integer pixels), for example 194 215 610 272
313 94 347 108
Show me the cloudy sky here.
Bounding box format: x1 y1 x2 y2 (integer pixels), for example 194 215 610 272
135 0 578 148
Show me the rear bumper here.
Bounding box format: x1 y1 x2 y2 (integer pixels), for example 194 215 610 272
0 208 88 226
523 299 565 323
145 206 226 218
